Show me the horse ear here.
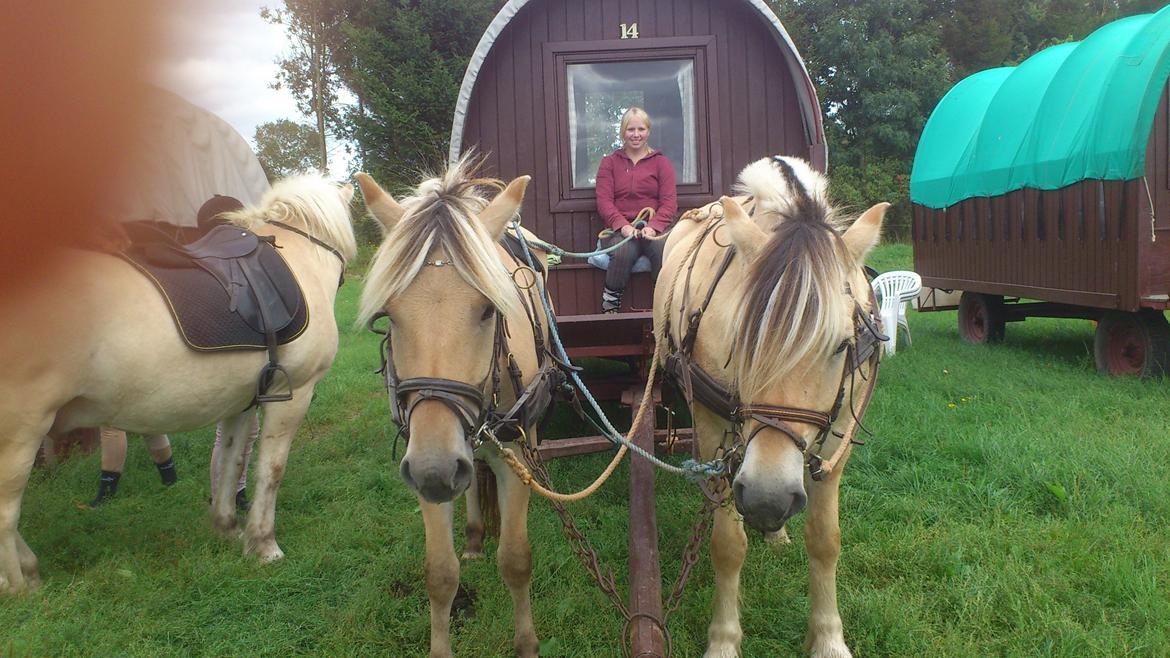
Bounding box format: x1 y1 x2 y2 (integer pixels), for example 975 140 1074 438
480 175 531 240
841 202 888 261
339 183 354 204
721 196 768 262
355 172 404 234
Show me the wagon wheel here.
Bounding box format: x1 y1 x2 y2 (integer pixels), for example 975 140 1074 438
1093 310 1170 377
957 292 1005 344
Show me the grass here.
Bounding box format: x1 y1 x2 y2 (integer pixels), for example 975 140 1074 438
5 242 1170 657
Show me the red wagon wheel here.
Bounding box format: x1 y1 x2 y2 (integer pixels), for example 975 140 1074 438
1094 310 1170 377
958 292 1005 344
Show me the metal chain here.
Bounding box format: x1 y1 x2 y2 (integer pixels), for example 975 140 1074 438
663 493 719 623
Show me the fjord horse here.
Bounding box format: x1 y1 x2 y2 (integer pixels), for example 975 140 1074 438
356 161 548 658
655 156 887 657
0 175 356 592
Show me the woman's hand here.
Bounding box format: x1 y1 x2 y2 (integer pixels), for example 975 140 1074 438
620 224 636 238
640 226 658 239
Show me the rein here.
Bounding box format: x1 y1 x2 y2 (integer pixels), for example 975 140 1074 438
268 219 347 287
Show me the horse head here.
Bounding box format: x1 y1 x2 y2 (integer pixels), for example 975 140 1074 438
357 164 529 503
717 157 887 532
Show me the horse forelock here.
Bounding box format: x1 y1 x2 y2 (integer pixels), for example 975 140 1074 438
730 161 852 405
358 159 519 328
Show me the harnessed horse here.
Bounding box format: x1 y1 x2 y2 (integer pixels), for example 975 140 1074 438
654 155 888 657
356 161 560 658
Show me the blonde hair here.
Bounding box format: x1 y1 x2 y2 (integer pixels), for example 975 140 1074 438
620 106 652 135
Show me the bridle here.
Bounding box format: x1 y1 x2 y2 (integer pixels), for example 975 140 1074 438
267 219 347 287
369 240 564 454
663 204 887 481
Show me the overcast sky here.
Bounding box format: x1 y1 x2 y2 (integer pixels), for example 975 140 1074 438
152 1 351 177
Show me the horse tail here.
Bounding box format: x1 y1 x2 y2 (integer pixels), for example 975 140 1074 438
475 459 500 539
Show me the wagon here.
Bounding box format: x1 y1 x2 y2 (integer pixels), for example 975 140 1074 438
447 1 825 653
910 6 1170 376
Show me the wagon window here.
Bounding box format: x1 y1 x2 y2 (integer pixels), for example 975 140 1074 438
566 59 698 187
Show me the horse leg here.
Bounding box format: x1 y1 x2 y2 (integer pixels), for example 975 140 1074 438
705 504 747 658
462 461 484 560
488 455 538 656
420 499 459 658
803 467 851 658
0 425 46 593
209 412 251 538
242 391 312 562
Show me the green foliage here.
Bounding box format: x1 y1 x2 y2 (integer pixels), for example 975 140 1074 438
337 0 501 189
254 119 325 182
829 156 913 240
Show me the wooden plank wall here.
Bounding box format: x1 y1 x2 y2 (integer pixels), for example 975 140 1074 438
461 0 814 316
913 81 1170 313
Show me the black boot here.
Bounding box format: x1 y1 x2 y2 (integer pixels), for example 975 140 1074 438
235 489 251 512
89 470 121 507
155 457 178 486
601 286 623 313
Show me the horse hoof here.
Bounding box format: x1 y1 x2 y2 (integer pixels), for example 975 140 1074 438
808 637 852 658
246 537 285 563
461 550 484 560
702 643 741 658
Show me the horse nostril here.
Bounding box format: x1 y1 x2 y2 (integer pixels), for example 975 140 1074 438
788 489 808 518
399 459 416 490
733 480 747 512
452 457 473 490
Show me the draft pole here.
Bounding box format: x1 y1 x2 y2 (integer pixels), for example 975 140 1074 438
627 385 665 656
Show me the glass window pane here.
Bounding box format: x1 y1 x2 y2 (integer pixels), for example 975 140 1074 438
566 59 697 187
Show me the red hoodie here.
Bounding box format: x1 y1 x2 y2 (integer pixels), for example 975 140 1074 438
595 149 678 233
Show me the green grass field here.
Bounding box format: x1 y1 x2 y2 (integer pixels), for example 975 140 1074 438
5 242 1170 657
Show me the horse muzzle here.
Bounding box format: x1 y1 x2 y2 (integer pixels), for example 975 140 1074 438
400 442 475 503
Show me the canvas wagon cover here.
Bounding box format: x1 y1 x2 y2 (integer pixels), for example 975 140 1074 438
911 5 1170 210
107 86 269 227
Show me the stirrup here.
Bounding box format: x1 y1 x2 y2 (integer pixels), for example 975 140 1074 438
256 364 293 403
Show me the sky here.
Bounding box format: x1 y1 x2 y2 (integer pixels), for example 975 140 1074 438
152 0 351 177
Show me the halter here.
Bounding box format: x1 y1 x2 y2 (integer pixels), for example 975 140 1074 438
267 219 347 287
663 206 887 481
369 238 566 454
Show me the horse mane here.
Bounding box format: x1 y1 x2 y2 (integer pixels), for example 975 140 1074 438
224 174 358 265
729 157 854 404
357 156 520 327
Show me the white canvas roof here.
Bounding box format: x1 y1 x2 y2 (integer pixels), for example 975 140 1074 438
108 86 270 227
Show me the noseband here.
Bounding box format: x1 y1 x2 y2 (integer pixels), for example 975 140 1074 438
370 310 508 449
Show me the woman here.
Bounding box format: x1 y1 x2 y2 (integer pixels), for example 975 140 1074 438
594 107 678 313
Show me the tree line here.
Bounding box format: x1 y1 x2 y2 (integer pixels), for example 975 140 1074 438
254 0 1166 239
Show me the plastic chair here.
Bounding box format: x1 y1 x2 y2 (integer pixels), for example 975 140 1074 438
870 271 922 356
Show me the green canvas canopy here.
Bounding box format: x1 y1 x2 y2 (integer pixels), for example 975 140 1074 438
911 5 1170 210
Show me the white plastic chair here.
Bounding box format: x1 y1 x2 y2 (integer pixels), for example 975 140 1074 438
870 271 922 356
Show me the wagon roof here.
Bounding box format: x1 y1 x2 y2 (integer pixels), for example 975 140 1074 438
448 0 823 165
910 5 1170 210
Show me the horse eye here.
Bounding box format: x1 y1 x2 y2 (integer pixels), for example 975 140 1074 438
834 340 849 354
480 305 496 322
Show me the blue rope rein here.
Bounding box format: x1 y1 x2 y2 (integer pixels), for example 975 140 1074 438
522 219 648 259
509 218 727 482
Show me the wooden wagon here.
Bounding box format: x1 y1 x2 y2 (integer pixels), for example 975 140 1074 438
447 1 825 653
911 6 1170 376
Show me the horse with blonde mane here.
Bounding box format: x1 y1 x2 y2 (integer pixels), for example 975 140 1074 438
0 174 356 592
356 159 553 658
655 156 888 657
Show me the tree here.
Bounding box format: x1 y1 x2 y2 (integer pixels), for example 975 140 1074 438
254 119 324 181
262 1 350 171
336 0 500 189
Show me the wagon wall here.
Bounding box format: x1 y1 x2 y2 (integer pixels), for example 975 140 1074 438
458 0 819 317
912 82 1170 313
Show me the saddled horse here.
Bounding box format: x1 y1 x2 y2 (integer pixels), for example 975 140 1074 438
655 156 887 657
0 175 356 592
356 161 557 658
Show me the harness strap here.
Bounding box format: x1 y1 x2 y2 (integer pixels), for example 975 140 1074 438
268 220 346 287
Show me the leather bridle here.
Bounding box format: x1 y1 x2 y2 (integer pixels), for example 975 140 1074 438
663 207 887 481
